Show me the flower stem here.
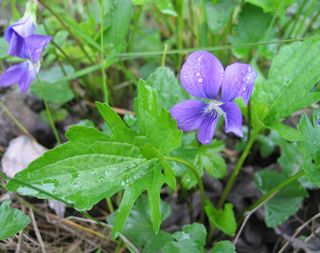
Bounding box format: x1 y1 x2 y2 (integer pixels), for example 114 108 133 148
161 44 168 67
176 0 185 68
35 74 61 145
43 98 61 145
164 156 206 221
100 0 109 104
218 134 257 208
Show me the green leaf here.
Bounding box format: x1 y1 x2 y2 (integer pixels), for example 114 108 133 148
163 223 207 253
269 131 302 174
132 0 177 16
7 128 157 211
269 122 303 142
108 195 171 253
210 241 237 253
136 79 182 154
196 143 227 179
153 0 177 16
40 108 68 123
0 38 9 59
65 125 108 143
96 102 136 143
229 4 272 59
251 40 320 133
0 201 31 240
298 111 320 186
255 170 307 227
106 0 133 52
31 65 74 104
245 0 294 13
146 67 190 111
205 202 237 236
112 165 164 238
206 0 238 34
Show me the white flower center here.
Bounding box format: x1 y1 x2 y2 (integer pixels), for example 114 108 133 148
203 100 224 117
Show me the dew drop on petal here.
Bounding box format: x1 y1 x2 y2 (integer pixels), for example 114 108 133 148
196 72 201 77
198 78 203 83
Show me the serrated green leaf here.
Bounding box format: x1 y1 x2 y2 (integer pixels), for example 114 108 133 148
297 111 320 186
65 125 108 143
255 170 307 227
245 0 294 13
96 102 136 143
210 240 236 253
112 165 164 238
146 67 190 111
163 223 207 253
7 135 157 211
251 40 320 134
229 4 272 59
205 202 237 236
0 201 31 240
137 79 182 153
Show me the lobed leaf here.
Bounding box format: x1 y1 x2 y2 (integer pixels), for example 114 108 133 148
205 202 237 236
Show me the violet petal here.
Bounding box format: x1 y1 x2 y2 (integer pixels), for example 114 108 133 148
220 102 243 137
220 63 257 104
171 100 207 131
7 32 27 58
24 34 52 62
180 51 224 99
197 114 220 145
5 15 35 42
0 61 36 93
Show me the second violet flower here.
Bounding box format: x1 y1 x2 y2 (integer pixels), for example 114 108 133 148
0 0 51 93
171 51 257 145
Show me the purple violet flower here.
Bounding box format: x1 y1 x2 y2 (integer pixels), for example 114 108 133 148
171 51 257 145
0 61 39 93
0 0 51 93
5 15 35 59
5 15 51 62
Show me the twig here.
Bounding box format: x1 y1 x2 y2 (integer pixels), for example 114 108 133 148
29 208 46 253
278 212 320 253
234 171 306 246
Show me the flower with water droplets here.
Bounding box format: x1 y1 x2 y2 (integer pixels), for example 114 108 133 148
171 51 257 145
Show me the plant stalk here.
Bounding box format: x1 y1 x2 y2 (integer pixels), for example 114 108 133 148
218 134 256 208
164 156 206 221
100 0 109 104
